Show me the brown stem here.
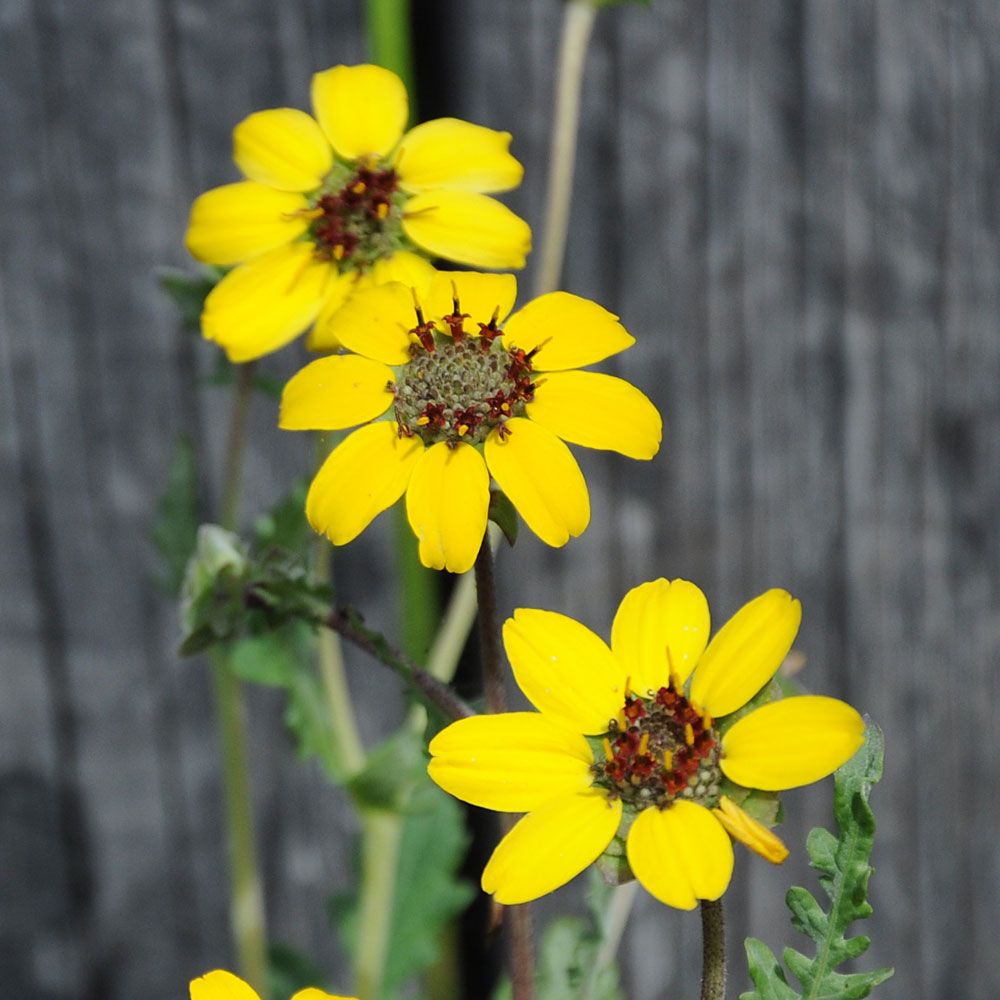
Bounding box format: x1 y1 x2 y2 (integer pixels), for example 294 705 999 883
700 898 726 1000
323 607 474 722
473 539 535 999
473 537 506 715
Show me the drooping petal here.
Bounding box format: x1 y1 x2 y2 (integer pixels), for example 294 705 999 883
526 371 662 459
690 589 802 718
190 970 260 1000
626 802 734 910
306 422 422 545
402 191 531 269
279 355 395 431
405 442 490 573
321 281 416 364
233 108 333 191
368 249 436 296
202 243 330 362
421 271 518 334
712 796 789 864
611 579 711 694
428 712 595 812
502 608 625 734
305 272 360 353
481 791 622 905
720 696 865 791
397 118 523 193
185 182 309 265
484 418 589 547
502 293 635 371
311 64 408 161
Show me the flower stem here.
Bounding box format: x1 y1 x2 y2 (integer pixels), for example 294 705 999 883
214 361 268 992
473 540 535 999
473 537 506 715
584 881 638 999
365 0 414 106
700 898 727 1000
534 0 598 298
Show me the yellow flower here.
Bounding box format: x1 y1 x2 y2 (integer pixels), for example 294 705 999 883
427 581 865 909
185 64 531 362
279 271 662 573
190 969 353 1000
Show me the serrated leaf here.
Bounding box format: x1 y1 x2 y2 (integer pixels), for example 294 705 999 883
152 436 201 594
488 489 519 546
740 722 894 1000
332 777 474 999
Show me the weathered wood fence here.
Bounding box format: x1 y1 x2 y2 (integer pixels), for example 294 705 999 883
2 1 998 997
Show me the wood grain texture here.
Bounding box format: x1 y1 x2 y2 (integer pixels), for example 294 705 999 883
1 1 998 997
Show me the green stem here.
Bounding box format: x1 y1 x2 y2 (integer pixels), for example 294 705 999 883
534 0 599 298
700 898 727 1000
584 881 638 1000
366 0 415 103
395 505 440 662
215 361 269 992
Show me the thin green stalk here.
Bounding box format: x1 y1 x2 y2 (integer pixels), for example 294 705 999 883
700 898 727 1000
214 362 269 991
365 0 414 103
534 0 599 298
584 882 638 1000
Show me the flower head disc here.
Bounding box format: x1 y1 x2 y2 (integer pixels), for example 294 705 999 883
427 580 865 908
280 272 663 572
185 64 531 361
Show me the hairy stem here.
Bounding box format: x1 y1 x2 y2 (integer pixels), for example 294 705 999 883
473 538 506 715
534 0 598 298
215 361 268 991
700 898 727 1000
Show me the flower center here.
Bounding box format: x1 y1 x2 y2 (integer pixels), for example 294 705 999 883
393 294 537 446
591 679 721 811
308 165 405 270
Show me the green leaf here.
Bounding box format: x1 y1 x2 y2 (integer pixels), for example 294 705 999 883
152 436 200 594
740 722 894 1000
267 942 330 1000
345 729 427 812
332 777 474 999
254 480 312 557
488 489 519 547
495 869 625 1000
159 267 223 330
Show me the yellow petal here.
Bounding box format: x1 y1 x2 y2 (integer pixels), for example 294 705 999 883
428 712 595 811
403 190 531 269
626 802 734 910
291 991 354 1000
185 182 308 266
397 117 523 193
611 579 711 694
405 442 490 573
311 64 407 160
690 590 802 718
233 108 333 191
369 250 436 296
306 422 422 545
502 608 625 734
712 796 789 864
484 418 589 547
190 970 260 1000
279 355 394 431
527 371 662 459
721 696 865 791
481 791 622 904
321 281 416 364
305 273 360 353
502 292 635 371
202 243 330 362
421 271 518 334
